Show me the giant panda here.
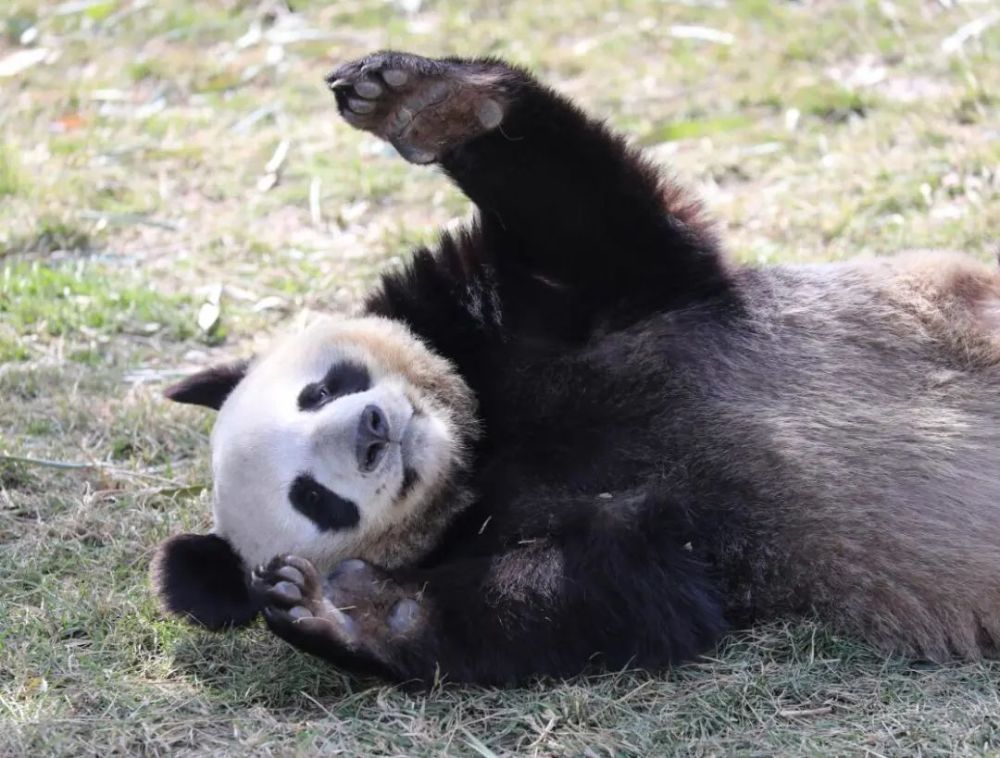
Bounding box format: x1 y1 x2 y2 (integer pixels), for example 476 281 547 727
153 50 1000 686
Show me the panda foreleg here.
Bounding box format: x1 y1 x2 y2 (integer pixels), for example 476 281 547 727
252 554 421 680
254 528 726 685
328 51 731 316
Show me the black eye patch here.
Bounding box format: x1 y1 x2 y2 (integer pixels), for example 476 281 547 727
297 362 371 412
289 474 360 532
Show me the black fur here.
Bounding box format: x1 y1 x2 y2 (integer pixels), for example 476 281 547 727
288 474 361 532
247 52 741 685
407 489 726 684
163 361 249 410
297 362 371 412
151 533 258 630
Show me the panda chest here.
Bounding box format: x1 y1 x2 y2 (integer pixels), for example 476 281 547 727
476 361 672 489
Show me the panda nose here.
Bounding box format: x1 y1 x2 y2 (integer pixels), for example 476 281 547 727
356 404 391 472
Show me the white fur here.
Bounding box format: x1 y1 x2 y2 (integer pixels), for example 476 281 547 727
209 316 458 572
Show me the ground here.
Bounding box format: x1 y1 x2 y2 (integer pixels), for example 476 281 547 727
1 0 998 754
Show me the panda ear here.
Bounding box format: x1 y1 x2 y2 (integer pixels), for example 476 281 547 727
163 360 249 410
151 533 259 630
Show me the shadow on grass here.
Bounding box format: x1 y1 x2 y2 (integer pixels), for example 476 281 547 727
167 624 383 708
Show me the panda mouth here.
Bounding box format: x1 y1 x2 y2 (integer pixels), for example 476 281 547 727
399 465 420 500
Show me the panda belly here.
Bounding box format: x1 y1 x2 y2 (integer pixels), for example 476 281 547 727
698 258 1000 658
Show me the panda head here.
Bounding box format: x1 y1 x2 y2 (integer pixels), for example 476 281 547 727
151 314 478 630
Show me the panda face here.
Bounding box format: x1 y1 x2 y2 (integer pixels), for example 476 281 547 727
183 315 477 576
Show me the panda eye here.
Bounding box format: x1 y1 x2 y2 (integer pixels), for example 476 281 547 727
297 383 332 411
297 362 371 412
288 473 361 532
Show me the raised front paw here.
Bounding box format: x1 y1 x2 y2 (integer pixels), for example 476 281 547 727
325 51 511 164
252 554 427 674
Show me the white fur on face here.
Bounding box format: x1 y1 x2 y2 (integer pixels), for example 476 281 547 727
209 316 459 573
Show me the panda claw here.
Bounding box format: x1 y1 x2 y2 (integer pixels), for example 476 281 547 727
252 555 324 614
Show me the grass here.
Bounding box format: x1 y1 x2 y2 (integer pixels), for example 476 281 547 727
0 143 27 198
1 0 998 754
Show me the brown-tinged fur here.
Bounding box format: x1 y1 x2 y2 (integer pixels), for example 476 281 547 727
486 541 564 605
327 52 515 164
710 256 1000 659
261 315 481 570
878 250 1000 368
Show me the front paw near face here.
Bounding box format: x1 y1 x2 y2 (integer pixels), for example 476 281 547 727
252 555 426 673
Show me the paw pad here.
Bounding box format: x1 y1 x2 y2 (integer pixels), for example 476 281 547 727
326 51 508 165
254 553 427 664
